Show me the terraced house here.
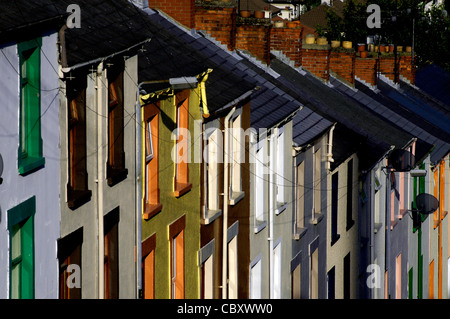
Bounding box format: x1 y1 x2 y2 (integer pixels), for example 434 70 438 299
1 0 449 300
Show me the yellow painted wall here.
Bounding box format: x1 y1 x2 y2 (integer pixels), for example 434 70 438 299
141 88 201 299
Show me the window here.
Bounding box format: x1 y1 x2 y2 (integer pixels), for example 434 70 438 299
142 234 156 299
107 64 127 186
429 259 435 299
104 208 119 299
344 252 350 299
204 124 222 221
255 137 268 232
58 228 83 299
199 239 215 299
143 102 161 219
67 75 91 209
174 91 192 197
396 254 402 299
346 159 355 230
8 196 35 299
250 255 262 299
313 147 321 218
170 215 185 299
273 241 282 299
18 38 45 175
327 267 335 299
331 172 340 245
276 127 286 207
230 113 244 205
292 263 301 299
310 248 318 299
228 236 238 299
295 161 305 238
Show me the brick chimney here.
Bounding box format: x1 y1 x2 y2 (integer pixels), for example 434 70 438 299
301 43 331 82
148 0 195 29
236 23 271 65
270 23 303 67
330 50 355 86
355 56 378 87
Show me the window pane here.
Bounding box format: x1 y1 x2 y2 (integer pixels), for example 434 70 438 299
250 260 261 299
146 121 154 162
11 224 21 261
11 263 20 299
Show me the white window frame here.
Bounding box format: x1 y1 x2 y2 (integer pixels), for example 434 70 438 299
273 239 282 299
254 136 268 233
229 111 245 205
250 254 262 299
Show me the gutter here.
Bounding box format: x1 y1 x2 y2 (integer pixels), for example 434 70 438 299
60 38 151 73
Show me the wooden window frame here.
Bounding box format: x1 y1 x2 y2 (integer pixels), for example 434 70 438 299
67 75 92 209
18 38 45 175
107 64 128 186
143 102 162 220
169 215 185 299
58 228 83 299
104 208 119 299
331 171 340 245
174 90 192 197
142 233 156 299
8 196 35 299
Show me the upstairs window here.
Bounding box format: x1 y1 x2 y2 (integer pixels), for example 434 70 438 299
107 63 127 186
174 91 192 197
67 75 91 209
18 38 44 174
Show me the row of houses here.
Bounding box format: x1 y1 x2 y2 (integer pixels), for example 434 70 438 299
0 0 449 299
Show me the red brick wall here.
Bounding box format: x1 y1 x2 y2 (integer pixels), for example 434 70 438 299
355 57 378 87
379 56 397 83
301 48 330 82
148 0 195 29
330 51 355 85
195 6 236 50
399 55 415 85
270 26 303 67
236 24 271 65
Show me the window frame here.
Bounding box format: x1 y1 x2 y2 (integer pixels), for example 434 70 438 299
18 38 45 175
169 215 185 299
143 102 162 220
174 90 192 197
254 136 268 232
106 65 128 186
8 196 35 299
229 111 245 205
66 74 92 209
142 233 156 299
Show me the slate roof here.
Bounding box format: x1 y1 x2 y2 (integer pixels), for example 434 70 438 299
269 58 432 171
343 77 450 164
414 64 450 108
0 0 151 67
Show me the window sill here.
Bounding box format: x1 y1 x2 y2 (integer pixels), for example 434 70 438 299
310 212 324 225
229 191 245 206
143 202 162 220
331 233 341 246
374 222 383 234
174 182 192 198
254 219 267 234
346 219 355 232
398 209 409 220
275 202 287 215
18 156 45 175
68 189 92 210
293 226 307 241
202 207 222 225
107 167 128 187
390 219 398 230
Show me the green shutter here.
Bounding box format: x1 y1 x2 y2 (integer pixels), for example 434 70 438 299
8 196 35 299
18 38 45 175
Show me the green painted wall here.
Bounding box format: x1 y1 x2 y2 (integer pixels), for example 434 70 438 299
141 88 201 299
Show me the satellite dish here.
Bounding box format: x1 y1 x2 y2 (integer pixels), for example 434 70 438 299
416 193 439 215
388 149 415 172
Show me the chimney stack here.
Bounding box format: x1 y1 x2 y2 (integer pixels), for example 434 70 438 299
148 0 195 29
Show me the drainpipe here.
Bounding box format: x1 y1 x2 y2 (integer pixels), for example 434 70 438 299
97 63 105 299
222 106 236 299
326 124 336 171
